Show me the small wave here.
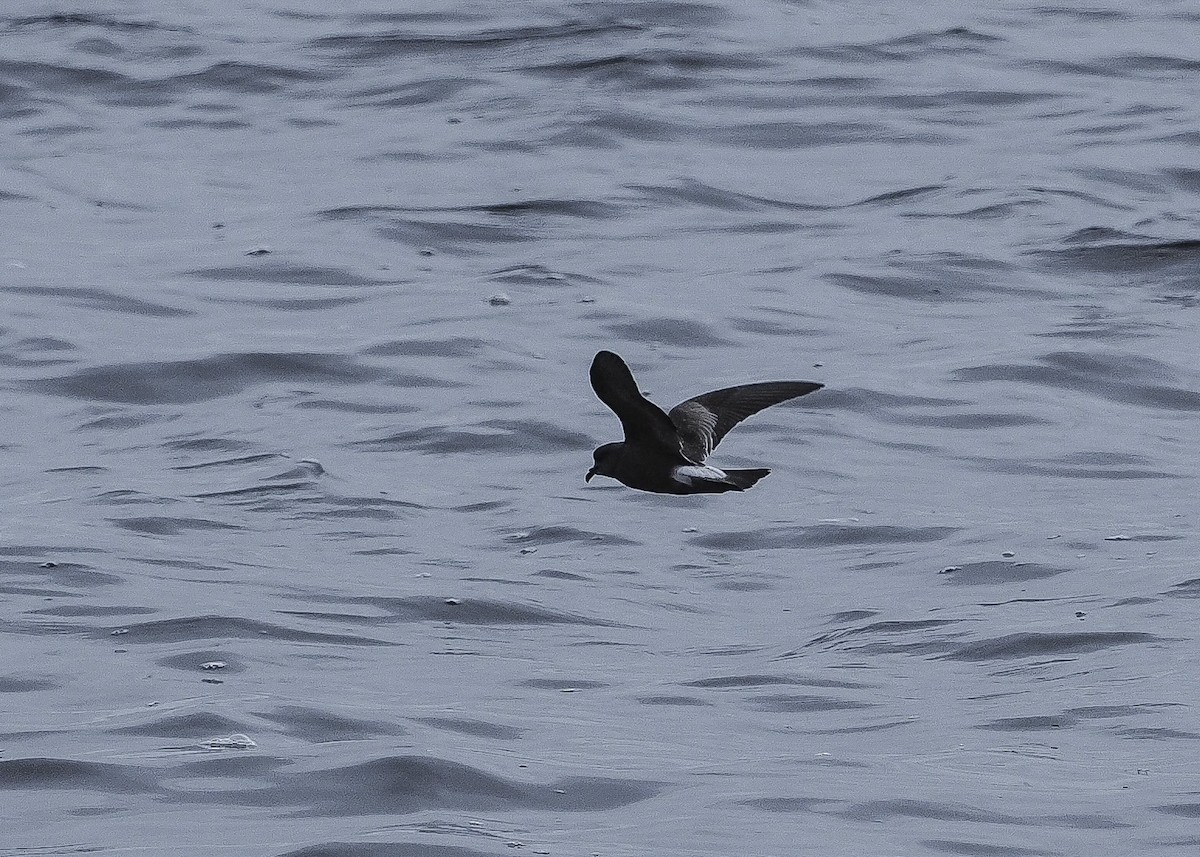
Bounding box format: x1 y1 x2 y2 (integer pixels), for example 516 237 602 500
97 615 393 646
503 525 638 546
2 560 121 589
409 716 522 740
110 516 244 536
214 753 660 814
683 674 869 690
110 711 251 739
691 524 958 551
254 705 407 742
0 757 154 793
748 694 874 713
317 595 620 627
938 560 1070 585
954 351 1200 411
943 631 1161 662
3 284 189 318
355 420 592 454
603 317 735 347
185 262 391 286
25 353 390 404
0 676 57 692
363 337 485 357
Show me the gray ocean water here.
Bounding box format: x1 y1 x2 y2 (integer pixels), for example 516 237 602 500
2 1 1199 855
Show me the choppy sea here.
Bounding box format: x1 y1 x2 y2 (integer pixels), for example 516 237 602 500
2 2 1199 855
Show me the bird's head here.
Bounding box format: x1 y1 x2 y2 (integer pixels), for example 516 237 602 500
585 442 623 482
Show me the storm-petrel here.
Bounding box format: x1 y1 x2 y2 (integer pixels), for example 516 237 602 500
586 350 822 494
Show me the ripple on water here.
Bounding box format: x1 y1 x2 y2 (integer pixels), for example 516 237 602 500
938 560 1070 585
2 284 189 318
690 524 959 551
253 705 407 742
185 262 393 286
295 595 621 628
682 674 871 691
0 676 57 692
628 178 828 213
1 560 122 592
362 337 486 358
170 452 288 471
954 350 1200 411
25 353 391 404
837 798 1028 826
1164 578 1200 599
503 525 639 547
109 711 253 739
191 754 661 814
318 204 564 251
408 716 523 740
824 266 1008 303
802 618 964 658
348 75 484 110
959 450 1181 480
747 694 875 713
943 631 1162 662
0 757 155 794
979 702 1181 733
603 317 736 347
95 616 393 646
275 843 500 857
156 650 246 673
1036 234 1200 289
520 678 607 691
308 20 644 63
353 420 592 454
110 516 244 536
820 386 1052 430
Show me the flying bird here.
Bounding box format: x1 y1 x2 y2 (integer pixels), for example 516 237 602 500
586 350 822 494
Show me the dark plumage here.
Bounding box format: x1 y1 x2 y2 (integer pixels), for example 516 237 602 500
585 350 822 494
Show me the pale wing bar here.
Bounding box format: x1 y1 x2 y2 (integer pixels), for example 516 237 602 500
669 381 823 463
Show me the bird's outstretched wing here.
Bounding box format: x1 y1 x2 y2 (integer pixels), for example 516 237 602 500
590 351 682 453
669 381 823 463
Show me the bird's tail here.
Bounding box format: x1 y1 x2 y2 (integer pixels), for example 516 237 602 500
724 468 770 490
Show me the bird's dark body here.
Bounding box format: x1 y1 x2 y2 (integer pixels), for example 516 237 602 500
590 440 770 494
585 350 822 495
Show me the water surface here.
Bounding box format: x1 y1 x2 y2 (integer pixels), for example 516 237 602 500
2 2 1198 855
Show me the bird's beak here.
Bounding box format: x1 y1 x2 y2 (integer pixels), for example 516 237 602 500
585 468 595 482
